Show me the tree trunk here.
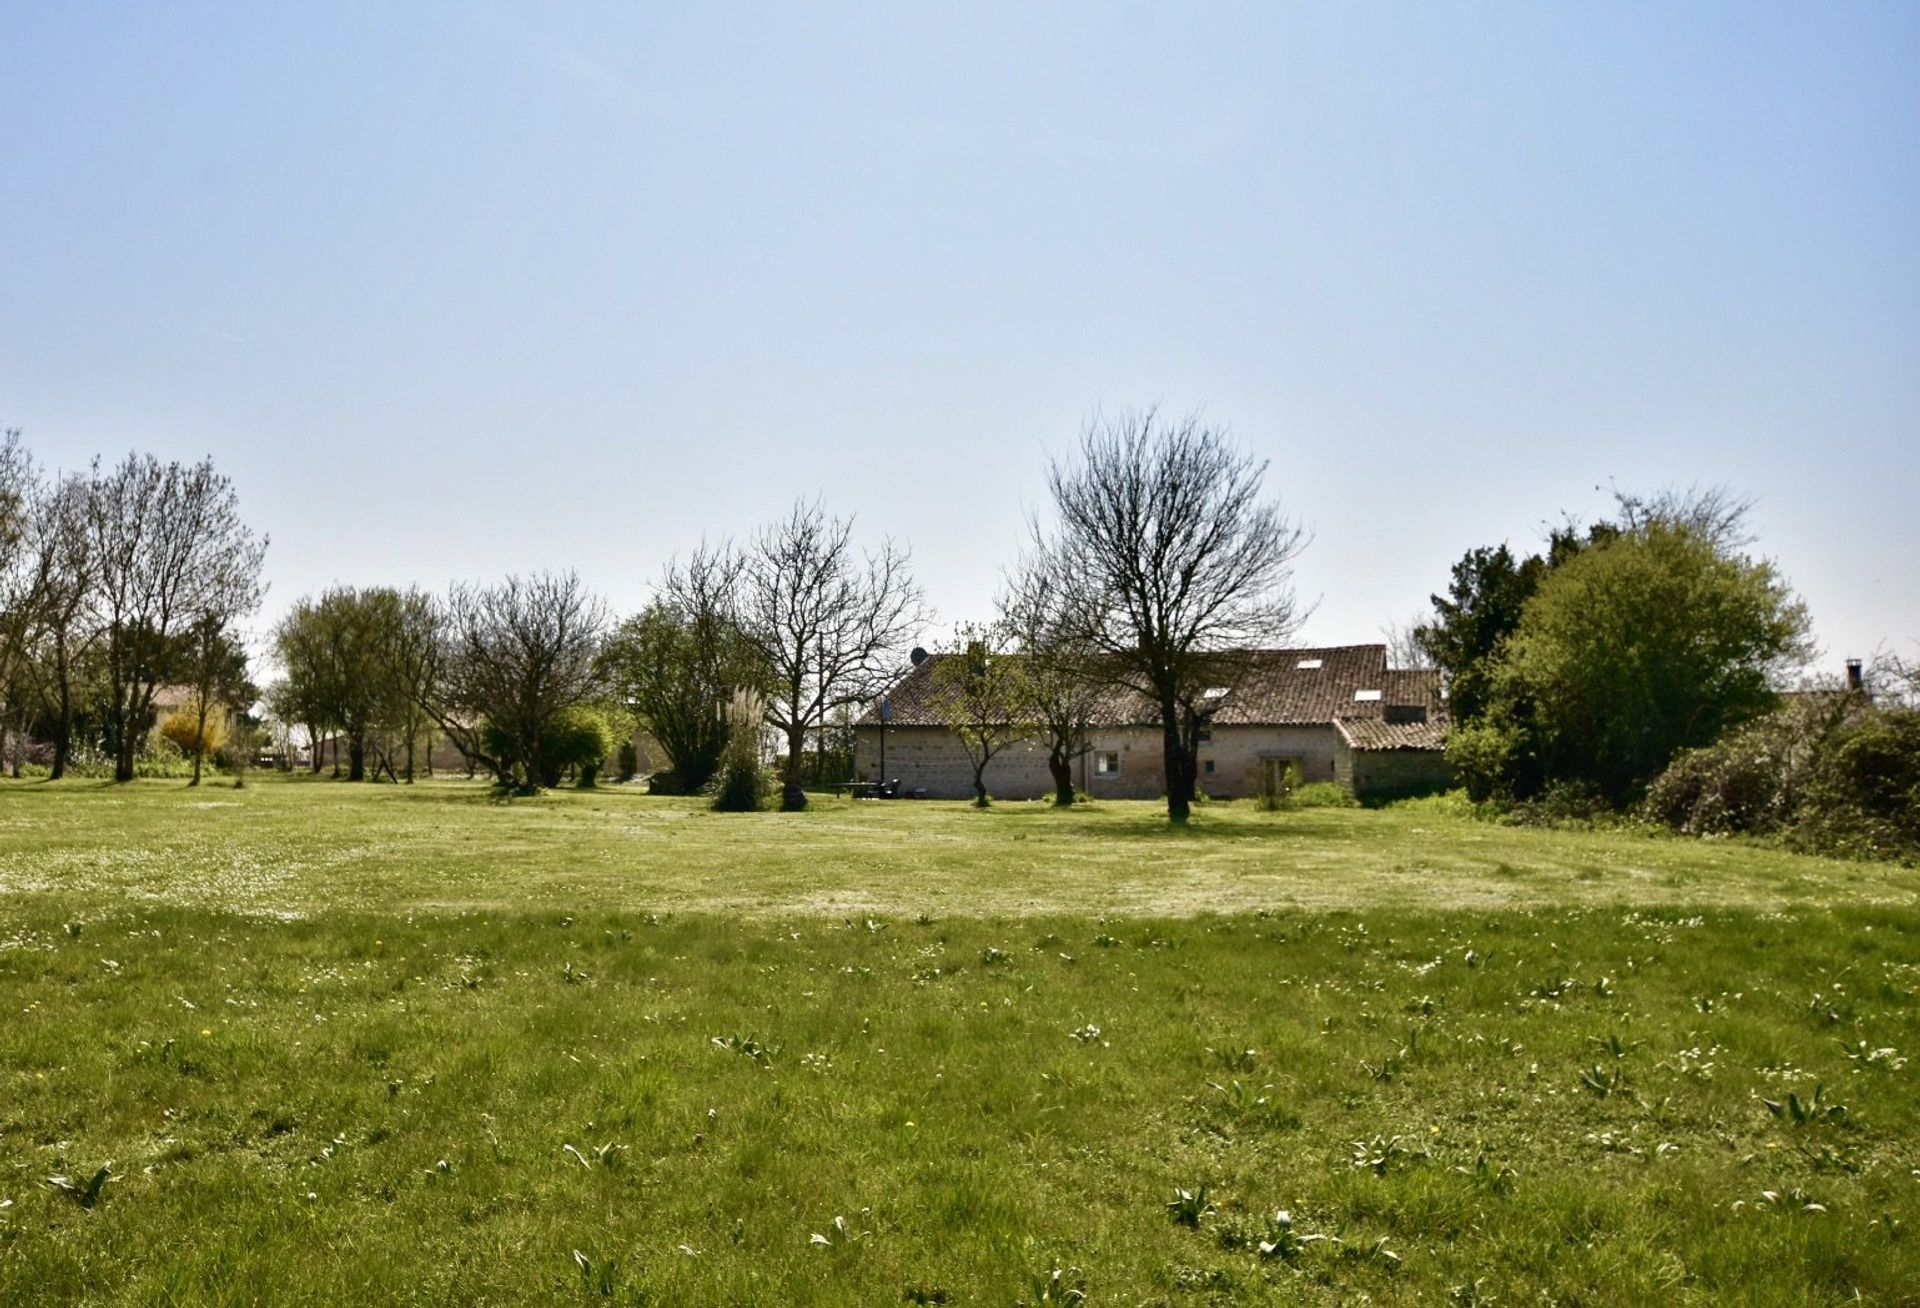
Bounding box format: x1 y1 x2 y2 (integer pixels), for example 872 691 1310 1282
348 736 366 783
118 686 143 782
49 685 72 780
1047 746 1075 806
49 638 73 780
403 732 414 783
331 735 341 778
190 701 210 786
777 715 808 810
1160 701 1191 824
782 720 807 788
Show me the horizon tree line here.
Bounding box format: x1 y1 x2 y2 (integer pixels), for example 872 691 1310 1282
4 416 1839 829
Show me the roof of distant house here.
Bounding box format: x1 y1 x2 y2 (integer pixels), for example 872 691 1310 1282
857 646 1447 743
1333 713 1450 752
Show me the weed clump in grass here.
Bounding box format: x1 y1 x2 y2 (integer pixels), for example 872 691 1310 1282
1167 1184 1214 1227
45 1163 113 1209
1290 781 1358 809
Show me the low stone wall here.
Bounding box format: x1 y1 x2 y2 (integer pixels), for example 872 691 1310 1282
1334 741 1454 800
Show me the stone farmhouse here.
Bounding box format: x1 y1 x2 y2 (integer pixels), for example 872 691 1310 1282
852 644 1452 802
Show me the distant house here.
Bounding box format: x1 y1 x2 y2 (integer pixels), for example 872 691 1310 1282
853 644 1451 802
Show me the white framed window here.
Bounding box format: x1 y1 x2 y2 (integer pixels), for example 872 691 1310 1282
1095 750 1121 776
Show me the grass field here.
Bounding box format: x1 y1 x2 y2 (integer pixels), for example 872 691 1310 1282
2 778 1916 1304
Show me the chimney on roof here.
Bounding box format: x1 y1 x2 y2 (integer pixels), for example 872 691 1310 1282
1845 659 1864 693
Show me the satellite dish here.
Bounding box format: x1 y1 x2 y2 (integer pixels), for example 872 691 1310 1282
909 646 928 666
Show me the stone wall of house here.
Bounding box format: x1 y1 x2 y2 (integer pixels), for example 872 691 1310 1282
1194 725 1342 799
854 726 1056 799
854 723 1348 802
1078 728 1169 800
1333 741 1454 799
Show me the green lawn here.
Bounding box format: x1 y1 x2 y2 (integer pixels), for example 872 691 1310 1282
2 778 1916 1304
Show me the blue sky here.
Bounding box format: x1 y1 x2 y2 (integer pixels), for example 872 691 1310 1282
3 3 1915 671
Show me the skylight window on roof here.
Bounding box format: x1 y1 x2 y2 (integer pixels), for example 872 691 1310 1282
1202 686 1229 700
1354 689 1383 701
1296 658 1323 669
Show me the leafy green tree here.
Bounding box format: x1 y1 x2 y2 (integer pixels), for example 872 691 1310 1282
541 705 615 788
178 615 254 785
269 602 336 774
1414 521 1620 725
601 546 770 793
273 588 398 781
1459 512 1810 805
1414 545 1548 725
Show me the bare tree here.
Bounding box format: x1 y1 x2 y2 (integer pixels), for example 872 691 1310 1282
1611 483 1756 549
1865 644 1920 711
85 453 267 782
0 432 47 723
368 587 439 782
1000 562 1105 806
17 474 98 778
0 449 104 778
925 622 1036 807
0 429 29 546
437 571 608 792
736 499 928 807
1381 614 1432 671
1036 408 1307 823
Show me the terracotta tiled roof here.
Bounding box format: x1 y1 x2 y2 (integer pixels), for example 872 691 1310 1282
1334 715 1449 752
858 646 1446 741
1206 646 1391 724
148 683 197 712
